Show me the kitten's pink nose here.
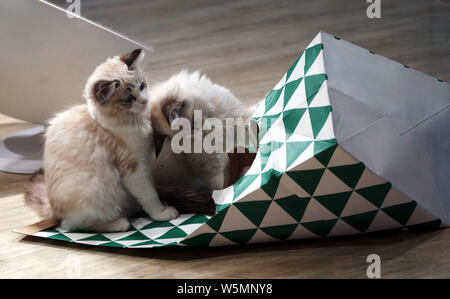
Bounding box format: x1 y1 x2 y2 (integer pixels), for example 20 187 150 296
140 99 147 105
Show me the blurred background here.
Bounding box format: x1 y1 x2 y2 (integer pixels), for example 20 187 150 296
48 0 449 105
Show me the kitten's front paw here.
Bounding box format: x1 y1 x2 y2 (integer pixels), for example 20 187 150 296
150 206 179 221
112 217 131 232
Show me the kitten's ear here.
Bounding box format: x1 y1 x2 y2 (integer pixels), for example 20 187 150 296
93 80 119 105
168 104 182 124
119 49 145 70
164 99 194 125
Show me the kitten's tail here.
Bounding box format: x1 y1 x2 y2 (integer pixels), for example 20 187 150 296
24 168 54 219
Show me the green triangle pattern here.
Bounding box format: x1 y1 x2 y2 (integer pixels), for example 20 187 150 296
261 170 282 198
305 74 327 106
284 78 302 107
315 143 337 166
286 168 325 195
233 174 259 200
304 44 323 74
382 201 417 226
118 231 150 241
329 162 365 189
264 88 283 114
131 239 162 247
301 219 338 237
258 113 282 139
308 106 331 138
234 201 272 227
31 37 443 249
313 139 337 156
207 205 230 232
180 233 217 246
315 191 352 217
275 195 310 222
285 54 302 81
216 203 231 213
48 233 72 242
157 227 188 239
341 210 378 233
260 142 284 171
141 220 174 230
180 214 210 225
283 109 307 140
100 241 125 248
356 182 391 208
259 144 272 171
285 141 312 168
221 229 257 245
260 224 298 240
79 234 111 242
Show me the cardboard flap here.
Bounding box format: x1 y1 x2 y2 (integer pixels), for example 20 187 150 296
13 219 59 235
322 32 450 135
321 32 450 222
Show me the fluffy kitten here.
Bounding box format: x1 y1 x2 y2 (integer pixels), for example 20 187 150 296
24 49 179 232
150 70 257 190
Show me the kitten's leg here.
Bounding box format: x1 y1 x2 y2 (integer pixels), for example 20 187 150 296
123 163 179 221
61 211 130 232
90 218 130 232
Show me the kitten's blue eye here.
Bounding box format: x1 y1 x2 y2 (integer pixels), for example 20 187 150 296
139 82 146 91
123 95 135 104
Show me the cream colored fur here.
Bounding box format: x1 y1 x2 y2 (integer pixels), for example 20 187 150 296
25 50 178 232
149 70 256 190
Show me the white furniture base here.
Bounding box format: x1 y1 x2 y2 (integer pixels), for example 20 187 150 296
0 126 44 174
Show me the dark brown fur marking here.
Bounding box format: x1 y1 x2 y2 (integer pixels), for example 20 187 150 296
120 49 142 70
157 184 216 216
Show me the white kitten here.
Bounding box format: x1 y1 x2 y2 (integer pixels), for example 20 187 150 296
24 49 178 232
149 70 257 190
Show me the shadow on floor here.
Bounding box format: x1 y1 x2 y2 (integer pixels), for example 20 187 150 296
18 228 440 263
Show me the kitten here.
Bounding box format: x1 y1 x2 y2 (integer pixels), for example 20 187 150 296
149 70 257 190
24 49 179 232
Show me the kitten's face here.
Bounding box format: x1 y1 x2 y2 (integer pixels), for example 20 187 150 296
85 49 149 117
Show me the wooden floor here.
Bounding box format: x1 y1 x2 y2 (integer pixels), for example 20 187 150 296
0 0 449 278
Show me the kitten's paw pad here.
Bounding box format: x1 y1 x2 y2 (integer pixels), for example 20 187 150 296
151 206 179 221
